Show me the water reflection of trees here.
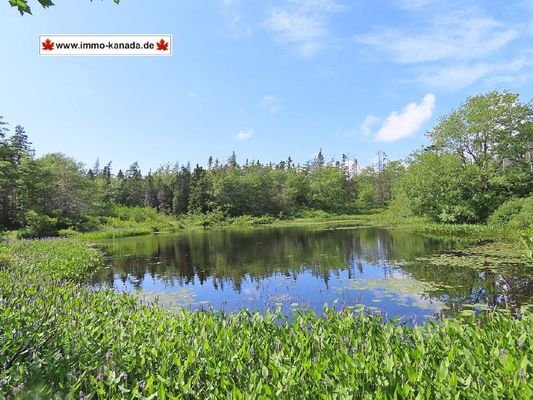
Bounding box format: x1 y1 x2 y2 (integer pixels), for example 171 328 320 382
93 228 532 311
399 262 533 313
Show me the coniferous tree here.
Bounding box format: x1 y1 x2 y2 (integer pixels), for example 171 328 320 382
144 172 159 209
227 151 238 169
173 166 191 215
93 158 101 176
125 162 144 206
189 165 211 214
113 169 127 205
314 148 325 169
287 156 293 169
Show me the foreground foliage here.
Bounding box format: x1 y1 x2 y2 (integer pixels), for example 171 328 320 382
0 239 531 398
8 0 120 15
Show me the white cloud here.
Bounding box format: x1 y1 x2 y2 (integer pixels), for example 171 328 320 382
357 13 518 64
417 57 533 91
360 115 379 136
375 94 436 142
395 0 439 10
356 3 532 91
265 0 342 57
235 129 254 141
267 10 324 56
261 95 280 113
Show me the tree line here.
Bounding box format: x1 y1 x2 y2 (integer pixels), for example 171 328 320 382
1 90 531 235
0 120 401 233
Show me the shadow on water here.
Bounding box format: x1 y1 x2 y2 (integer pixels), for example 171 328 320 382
92 226 532 320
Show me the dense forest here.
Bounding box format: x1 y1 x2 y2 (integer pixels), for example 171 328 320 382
0 90 532 237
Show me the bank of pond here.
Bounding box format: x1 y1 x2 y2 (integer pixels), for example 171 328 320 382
0 229 532 398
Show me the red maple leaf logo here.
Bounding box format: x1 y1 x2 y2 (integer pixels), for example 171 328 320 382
42 38 54 51
156 39 169 51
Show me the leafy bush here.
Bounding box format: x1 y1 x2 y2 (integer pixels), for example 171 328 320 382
488 198 526 225
437 205 478 224
294 209 332 220
398 153 483 223
198 210 228 227
70 215 106 233
17 210 59 239
113 205 160 223
231 215 275 226
488 197 533 229
520 232 533 262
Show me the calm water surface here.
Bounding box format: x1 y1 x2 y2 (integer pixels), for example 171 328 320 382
93 226 532 320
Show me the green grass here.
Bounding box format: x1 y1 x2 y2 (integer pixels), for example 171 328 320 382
59 206 182 239
0 239 532 399
17 203 530 268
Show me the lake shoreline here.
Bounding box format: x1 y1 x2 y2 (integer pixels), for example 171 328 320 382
46 210 523 241
1 238 531 398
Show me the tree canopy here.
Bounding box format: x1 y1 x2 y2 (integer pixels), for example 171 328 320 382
399 90 533 223
1 116 374 235
1 90 531 236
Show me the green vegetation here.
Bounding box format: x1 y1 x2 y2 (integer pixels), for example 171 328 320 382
488 196 533 230
59 205 181 239
9 0 120 15
0 118 400 238
397 90 532 224
1 90 532 397
1 239 532 398
2 90 531 242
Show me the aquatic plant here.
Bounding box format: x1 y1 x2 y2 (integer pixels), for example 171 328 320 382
0 239 531 398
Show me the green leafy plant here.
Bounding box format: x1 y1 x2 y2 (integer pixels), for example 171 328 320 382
17 210 58 239
1 239 531 398
520 232 533 262
9 0 120 15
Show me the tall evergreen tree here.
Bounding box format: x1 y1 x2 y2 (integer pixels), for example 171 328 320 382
227 151 238 169
189 164 211 214
144 172 159 209
125 162 144 206
173 166 191 215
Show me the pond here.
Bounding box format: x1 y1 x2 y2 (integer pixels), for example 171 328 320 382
93 226 532 320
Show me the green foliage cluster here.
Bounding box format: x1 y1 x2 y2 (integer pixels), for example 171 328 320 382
521 232 533 262
59 206 179 239
1 120 402 238
17 210 59 239
397 90 533 224
1 239 532 398
488 196 533 230
8 0 119 15
1 89 531 239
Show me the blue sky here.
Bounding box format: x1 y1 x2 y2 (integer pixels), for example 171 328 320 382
1 0 532 172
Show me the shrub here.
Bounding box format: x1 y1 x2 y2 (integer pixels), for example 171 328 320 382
488 198 525 225
488 197 533 230
437 205 478 224
113 205 160 223
17 210 59 239
200 210 228 227
521 232 533 262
